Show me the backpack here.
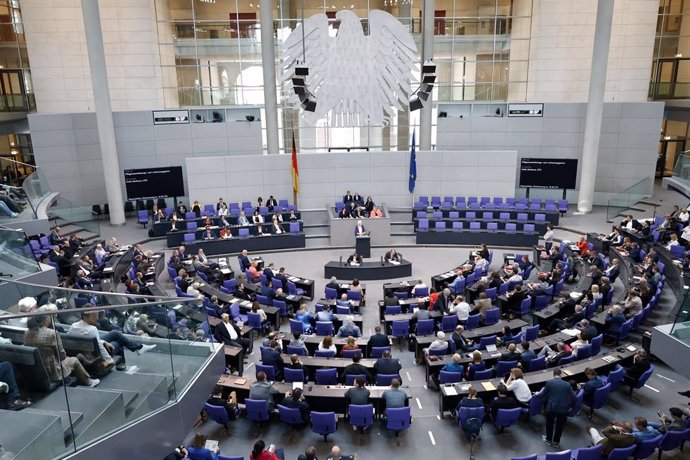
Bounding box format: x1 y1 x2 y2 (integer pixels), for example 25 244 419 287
464 416 482 441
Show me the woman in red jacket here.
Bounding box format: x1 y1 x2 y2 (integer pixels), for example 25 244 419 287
250 440 285 460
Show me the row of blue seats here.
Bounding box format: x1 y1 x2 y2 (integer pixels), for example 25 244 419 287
417 219 540 232
416 210 550 222
414 196 568 211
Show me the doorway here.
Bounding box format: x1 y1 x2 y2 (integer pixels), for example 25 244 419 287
658 137 686 177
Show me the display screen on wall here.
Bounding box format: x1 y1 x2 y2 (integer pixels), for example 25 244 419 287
124 167 185 200
519 158 578 189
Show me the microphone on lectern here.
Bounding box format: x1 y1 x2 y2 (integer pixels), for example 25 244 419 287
380 256 384 266
340 256 343 266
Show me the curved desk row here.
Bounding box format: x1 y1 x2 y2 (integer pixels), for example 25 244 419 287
181 233 306 257
152 211 301 237
165 222 304 247
415 207 560 225
416 229 539 247
324 260 412 281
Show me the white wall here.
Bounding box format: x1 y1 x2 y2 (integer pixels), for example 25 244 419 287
21 0 171 113
524 0 658 102
436 102 664 204
186 150 518 209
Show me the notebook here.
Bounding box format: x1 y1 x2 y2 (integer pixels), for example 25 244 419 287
485 344 497 353
481 381 496 391
205 440 219 451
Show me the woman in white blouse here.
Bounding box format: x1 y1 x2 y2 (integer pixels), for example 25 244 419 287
543 224 554 251
218 202 228 217
318 335 337 353
503 368 532 407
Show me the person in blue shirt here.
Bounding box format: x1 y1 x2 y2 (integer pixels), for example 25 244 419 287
519 341 537 369
316 304 334 322
449 270 465 294
632 417 661 442
605 305 627 334
295 304 313 334
466 350 486 381
336 316 362 338
187 432 219 460
579 367 604 405
382 378 407 409
442 353 464 374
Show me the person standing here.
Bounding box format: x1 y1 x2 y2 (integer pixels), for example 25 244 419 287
541 368 577 449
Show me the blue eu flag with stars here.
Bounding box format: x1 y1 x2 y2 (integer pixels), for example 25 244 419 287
409 130 416 193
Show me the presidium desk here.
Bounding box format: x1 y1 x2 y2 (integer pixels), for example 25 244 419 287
324 259 412 280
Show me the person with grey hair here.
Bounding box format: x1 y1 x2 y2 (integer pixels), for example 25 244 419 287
326 445 355 460
326 276 339 291
214 313 250 352
7 297 37 327
24 314 100 387
605 305 627 336
426 331 448 355
336 316 361 338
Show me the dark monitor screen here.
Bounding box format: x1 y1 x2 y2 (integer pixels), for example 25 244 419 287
519 158 578 189
124 166 185 201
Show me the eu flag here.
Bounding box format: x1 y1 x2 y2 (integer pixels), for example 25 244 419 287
408 129 417 193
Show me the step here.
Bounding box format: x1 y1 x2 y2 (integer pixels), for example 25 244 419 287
23 408 84 438
306 233 330 239
0 410 67 460
30 386 126 446
54 224 83 236
95 371 169 419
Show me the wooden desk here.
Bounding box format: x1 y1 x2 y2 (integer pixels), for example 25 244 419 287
285 274 315 300
437 345 637 416
217 375 408 416
224 345 245 376
377 298 430 323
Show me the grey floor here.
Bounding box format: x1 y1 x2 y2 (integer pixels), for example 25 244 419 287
92 181 690 459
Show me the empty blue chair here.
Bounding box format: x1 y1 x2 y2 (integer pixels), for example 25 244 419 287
325 287 337 300
342 349 362 359
494 407 522 432
479 335 496 350
505 222 517 232
432 210 442 220
511 456 537 460
482 212 494 219
559 354 575 366
277 404 304 429
511 297 532 318
256 294 270 306
441 315 458 332
496 360 517 377
345 374 367 385
431 196 441 208
316 321 334 336
571 444 602 460
416 319 435 336
466 314 481 330
466 211 477 220
602 365 625 391
376 374 399 386
385 406 412 445
256 364 276 381
417 211 428 219
385 305 402 315
369 346 391 358
284 368 306 383
535 295 549 311
543 452 571 460
487 222 498 231
523 223 535 232
289 319 304 335
238 228 250 238
607 445 637 460
471 369 494 380
632 434 662 459
393 291 408 300
245 399 270 427
137 210 149 226
315 349 336 358
203 403 234 434
247 311 268 332
586 382 611 418
469 221 481 231
336 305 351 315
449 211 459 219
316 368 337 385
576 344 591 360
534 213 546 222
657 429 690 459
310 411 337 442
289 222 300 233
391 321 409 348
418 218 429 231
434 221 446 230
483 308 500 325
521 390 543 418
349 404 374 438
526 355 546 372
183 233 195 243
439 370 463 384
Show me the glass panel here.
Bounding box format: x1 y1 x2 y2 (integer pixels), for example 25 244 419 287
0 226 40 275
0 278 218 458
606 177 654 222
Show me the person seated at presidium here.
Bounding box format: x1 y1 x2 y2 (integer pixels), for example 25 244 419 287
385 248 401 262
347 252 363 266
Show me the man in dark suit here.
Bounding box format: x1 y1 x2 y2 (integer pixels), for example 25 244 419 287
49 245 71 276
261 284 276 303
367 326 390 348
340 355 369 383
273 267 288 290
206 385 239 420
605 306 627 335
238 249 251 272
548 304 584 334
353 192 363 204
490 384 517 419
499 343 522 363
263 263 276 284
450 325 476 352
373 351 402 379
343 191 353 204
261 340 284 381
541 368 577 448
326 276 340 291
623 350 651 387
621 215 642 231
214 314 250 352
434 288 453 313
605 259 621 283
600 277 613 305
578 319 599 342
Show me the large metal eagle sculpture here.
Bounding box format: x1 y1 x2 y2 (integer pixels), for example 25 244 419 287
282 9 418 127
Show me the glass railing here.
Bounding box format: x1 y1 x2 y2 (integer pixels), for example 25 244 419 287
0 279 217 460
606 176 653 222
670 281 690 346
0 226 40 276
649 81 690 100
671 152 690 185
47 195 101 240
0 157 42 222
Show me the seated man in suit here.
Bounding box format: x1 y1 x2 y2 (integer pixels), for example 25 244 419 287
499 343 522 363
367 326 390 348
261 340 284 381
249 371 280 410
384 248 402 262
490 384 517 420
206 385 239 420
538 342 571 368
548 303 584 334
214 313 251 353
587 422 636 457
623 349 651 387
434 288 453 313
604 305 627 336
336 293 353 311
340 354 369 383
202 225 216 240
374 350 402 380
347 252 362 266
451 325 476 352
579 367 604 405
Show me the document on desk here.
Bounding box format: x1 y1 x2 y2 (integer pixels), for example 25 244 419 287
234 378 247 385
444 386 458 396
205 440 219 451
561 328 580 337
626 345 637 352
602 356 618 363
482 382 496 391
293 382 303 390
485 344 497 353
389 260 400 265
289 276 300 282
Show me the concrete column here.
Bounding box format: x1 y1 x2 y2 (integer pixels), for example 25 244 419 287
577 0 615 213
420 0 435 150
260 0 280 154
81 0 125 226
396 0 412 151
